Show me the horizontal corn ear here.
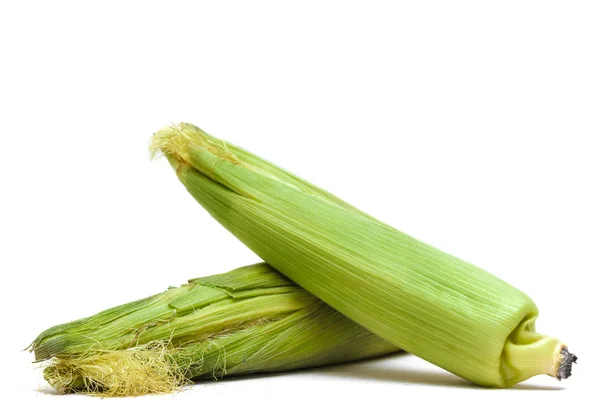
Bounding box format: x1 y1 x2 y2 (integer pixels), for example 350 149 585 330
30 263 398 396
151 123 576 387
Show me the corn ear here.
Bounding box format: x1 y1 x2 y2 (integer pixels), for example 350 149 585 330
30 263 398 396
151 123 576 388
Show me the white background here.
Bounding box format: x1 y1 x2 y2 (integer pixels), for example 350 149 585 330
1 1 598 398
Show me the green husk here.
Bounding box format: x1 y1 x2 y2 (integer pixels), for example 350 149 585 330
30 263 398 396
151 122 576 388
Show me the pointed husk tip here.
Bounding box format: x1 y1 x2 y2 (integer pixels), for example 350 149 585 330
149 123 241 165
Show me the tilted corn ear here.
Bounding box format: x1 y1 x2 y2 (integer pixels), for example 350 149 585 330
30 263 398 396
150 122 576 388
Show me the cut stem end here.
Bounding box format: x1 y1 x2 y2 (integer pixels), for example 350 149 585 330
556 347 577 381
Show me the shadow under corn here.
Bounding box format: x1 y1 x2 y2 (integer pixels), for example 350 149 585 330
317 353 565 391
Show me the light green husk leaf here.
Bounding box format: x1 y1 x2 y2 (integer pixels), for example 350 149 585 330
150 122 575 388
30 263 398 396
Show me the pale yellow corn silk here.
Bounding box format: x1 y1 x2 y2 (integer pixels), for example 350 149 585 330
150 123 576 388
43 342 189 397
